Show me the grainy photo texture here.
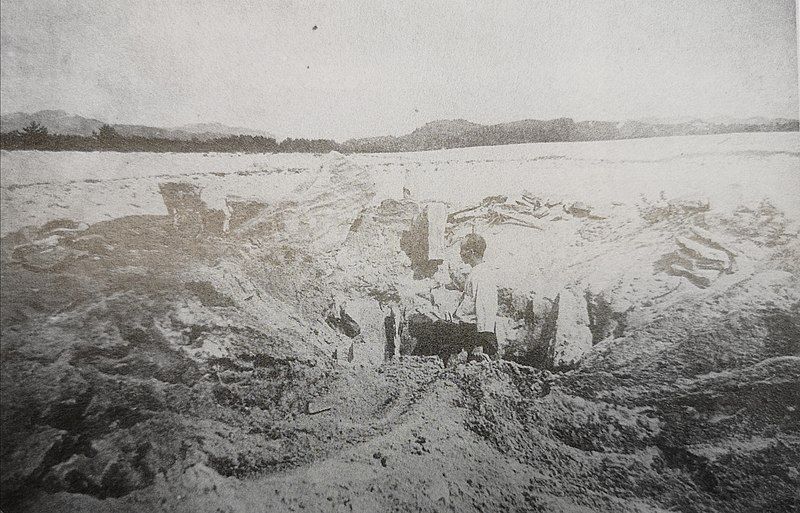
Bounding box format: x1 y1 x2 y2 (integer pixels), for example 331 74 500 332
1 1 799 512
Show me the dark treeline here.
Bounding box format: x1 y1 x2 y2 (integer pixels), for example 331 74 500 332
0 122 340 153
3 118 799 154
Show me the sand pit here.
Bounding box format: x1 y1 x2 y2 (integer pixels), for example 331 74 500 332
1 133 799 512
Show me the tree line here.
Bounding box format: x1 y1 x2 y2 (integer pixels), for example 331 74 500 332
0 122 341 153
3 118 798 154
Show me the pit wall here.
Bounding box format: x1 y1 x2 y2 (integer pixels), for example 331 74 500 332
156 173 633 371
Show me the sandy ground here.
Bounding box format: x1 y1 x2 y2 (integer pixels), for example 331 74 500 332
1 133 799 512
2 132 798 235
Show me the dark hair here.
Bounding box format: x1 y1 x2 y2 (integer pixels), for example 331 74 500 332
461 233 487 258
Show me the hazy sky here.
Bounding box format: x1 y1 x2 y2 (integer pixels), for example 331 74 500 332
1 0 797 139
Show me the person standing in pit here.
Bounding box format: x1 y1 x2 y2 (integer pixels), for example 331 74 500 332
452 233 498 361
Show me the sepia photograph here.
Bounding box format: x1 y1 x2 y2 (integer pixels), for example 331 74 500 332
1 1 798 511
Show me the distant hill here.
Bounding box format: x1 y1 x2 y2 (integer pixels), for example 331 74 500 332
0 110 274 141
171 122 274 139
0 110 106 137
343 117 799 152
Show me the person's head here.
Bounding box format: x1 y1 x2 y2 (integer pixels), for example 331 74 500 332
460 233 487 266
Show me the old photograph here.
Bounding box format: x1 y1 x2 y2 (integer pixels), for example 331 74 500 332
1 1 799 511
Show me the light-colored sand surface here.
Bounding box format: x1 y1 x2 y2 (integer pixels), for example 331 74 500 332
3 132 798 236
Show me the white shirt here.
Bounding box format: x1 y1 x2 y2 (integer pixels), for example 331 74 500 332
453 262 497 333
